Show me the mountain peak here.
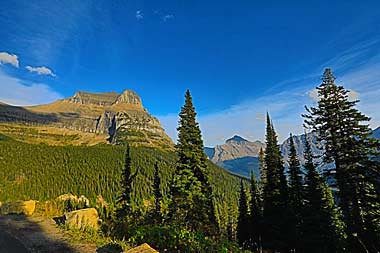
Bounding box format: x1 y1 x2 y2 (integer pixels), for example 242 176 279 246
66 90 142 107
226 135 248 143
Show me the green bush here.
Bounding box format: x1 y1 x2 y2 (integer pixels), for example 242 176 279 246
127 225 240 253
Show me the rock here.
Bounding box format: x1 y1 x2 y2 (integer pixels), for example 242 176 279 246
0 200 36 216
64 208 99 231
22 200 36 216
115 90 142 107
125 243 159 253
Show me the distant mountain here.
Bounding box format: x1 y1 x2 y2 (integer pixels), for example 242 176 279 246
371 126 380 139
206 127 380 178
205 135 265 178
0 90 173 149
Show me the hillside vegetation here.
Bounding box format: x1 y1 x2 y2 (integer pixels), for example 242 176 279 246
0 134 245 230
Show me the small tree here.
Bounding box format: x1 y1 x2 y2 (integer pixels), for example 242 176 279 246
250 170 262 251
237 181 250 248
153 162 162 224
287 133 305 252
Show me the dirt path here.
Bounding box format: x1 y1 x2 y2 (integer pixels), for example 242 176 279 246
0 215 97 253
0 229 29 253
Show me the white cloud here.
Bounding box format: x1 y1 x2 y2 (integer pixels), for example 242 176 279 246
163 14 174 22
0 69 62 106
159 88 310 147
0 52 19 67
308 88 359 102
26 66 56 77
136 10 143 20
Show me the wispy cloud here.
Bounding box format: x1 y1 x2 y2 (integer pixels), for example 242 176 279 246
159 87 311 146
159 38 380 147
308 87 360 102
0 52 19 67
162 14 174 22
26 66 56 77
136 10 143 20
0 69 62 106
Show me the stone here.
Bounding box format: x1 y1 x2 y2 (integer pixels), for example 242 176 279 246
125 243 159 253
0 200 36 216
64 208 99 231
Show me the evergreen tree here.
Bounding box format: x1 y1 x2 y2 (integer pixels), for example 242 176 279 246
114 144 138 235
303 68 380 251
169 90 218 234
302 135 343 253
237 181 250 248
287 133 304 252
258 147 266 184
153 162 162 224
250 170 262 252
262 113 289 252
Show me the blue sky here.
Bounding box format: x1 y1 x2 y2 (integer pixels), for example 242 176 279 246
0 1 380 146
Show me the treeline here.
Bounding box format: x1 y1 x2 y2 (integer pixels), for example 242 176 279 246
236 69 380 253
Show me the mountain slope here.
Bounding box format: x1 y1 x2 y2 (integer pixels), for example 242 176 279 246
0 136 246 231
0 90 173 149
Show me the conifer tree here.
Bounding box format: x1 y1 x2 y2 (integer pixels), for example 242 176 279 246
258 147 266 184
114 144 138 235
153 162 162 224
117 144 138 215
303 68 380 251
287 133 304 252
237 181 250 248
169 90 218 234
302 136 343 253
262 113 289 252
250 170 262 252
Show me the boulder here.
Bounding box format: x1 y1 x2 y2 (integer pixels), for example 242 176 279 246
0 200 36 216
64 208 99 231
125 243 158 253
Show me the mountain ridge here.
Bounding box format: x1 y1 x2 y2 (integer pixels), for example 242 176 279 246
0 90 173 149
206 128 380 177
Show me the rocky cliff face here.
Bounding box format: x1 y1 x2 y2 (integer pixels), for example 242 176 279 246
0 90 173 149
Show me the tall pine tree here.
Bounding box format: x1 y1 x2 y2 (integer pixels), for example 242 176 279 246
302 135 343 253
237 180 250 248
114 144 138 235
287 133 305 252
169 90 218 234
303 68 380 251
262 113 289 252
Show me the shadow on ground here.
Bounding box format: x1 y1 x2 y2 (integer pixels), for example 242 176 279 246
0 214 79 253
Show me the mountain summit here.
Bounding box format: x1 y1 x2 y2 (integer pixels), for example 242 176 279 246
226 135 248 143
0 90 173 149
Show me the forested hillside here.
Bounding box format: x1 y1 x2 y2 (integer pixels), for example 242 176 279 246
0 134 245 230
